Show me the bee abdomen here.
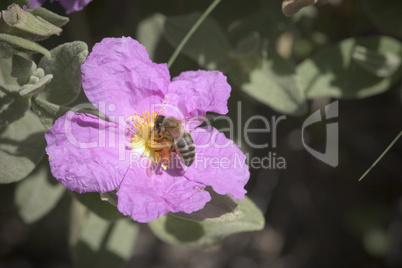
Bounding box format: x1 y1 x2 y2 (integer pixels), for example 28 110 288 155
176 132 195 167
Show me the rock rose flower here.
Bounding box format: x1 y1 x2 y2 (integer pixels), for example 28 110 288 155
45 37 249 222
30 0 93 14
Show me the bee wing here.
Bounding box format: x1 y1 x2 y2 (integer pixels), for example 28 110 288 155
165 127 182 139
178 114 214 130
178 114 214 123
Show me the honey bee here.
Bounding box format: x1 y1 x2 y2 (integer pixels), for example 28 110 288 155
153 115 196 167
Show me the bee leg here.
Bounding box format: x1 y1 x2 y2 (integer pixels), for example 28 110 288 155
161 147 171 165
154 137 167 143
150 128 164 141
170 145 176 152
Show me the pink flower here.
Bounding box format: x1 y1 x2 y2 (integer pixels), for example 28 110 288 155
30 0 93 14
45 37 249 222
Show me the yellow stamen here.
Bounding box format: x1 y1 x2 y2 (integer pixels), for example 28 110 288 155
129 110 172 166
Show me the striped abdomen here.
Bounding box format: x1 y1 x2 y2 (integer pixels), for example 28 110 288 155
175 132 195 167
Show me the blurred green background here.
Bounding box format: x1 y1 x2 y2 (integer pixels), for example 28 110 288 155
1 0 402 267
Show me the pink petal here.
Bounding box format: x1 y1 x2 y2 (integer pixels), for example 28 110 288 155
59 0 93 14
30 0 47 8
117 167 211 223
81 37 170 121
45 111 130 193
164 70 230 119
183 127 249 199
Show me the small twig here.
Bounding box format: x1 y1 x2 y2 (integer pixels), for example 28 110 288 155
359 130 402 181
167 0 222 69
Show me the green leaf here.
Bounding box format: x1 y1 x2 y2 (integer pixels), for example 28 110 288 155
282 0 318 17
0 84 30 126
297 36 402 99
0 57 18 86
14 158 65 224
19 74 53 96
227 8 289 46
0 110 46 183
0 33 51 58
290 4 318 22
230 33 261 59
70 200 138 268
352 45 401 77
31 97 66 129
174 186 241 223
228 33 262 79
362 0 402 38
29 7 69 28
148 196 265 248
0 4 62 41
164 13 231 70
11 54 36 79
11 55 53 96
0 41 15 58
38 41 88 105
72 191 125 221
241 51 307 116
137 13 166 60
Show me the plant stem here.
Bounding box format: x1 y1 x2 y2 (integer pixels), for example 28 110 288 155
166 0 222 69
358 130 402 181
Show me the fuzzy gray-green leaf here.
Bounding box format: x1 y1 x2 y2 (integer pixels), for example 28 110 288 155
173 187 241 223
0 33 51 58
137 13 166 60
148 196 265 248
164 13 231 70
352 45 401 77
0 110 46 183
70 200 138 268
297 36 402 99
15 158 65 224
38 41 88 105
241 51 307 116
0 85 30 126
11 54 36 79
72 191 125 221
0 4 62 41
19 74 53 96
30 7 69 27
31 97 67 129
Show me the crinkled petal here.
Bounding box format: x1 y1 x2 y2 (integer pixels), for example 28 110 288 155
59 0 93 14
30 0 47 8
164 70 230 120
81 37 170 121
183 127 249 199
117 166 211 223
45 111 130 193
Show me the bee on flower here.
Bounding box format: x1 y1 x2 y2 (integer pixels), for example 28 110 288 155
45 37 249 222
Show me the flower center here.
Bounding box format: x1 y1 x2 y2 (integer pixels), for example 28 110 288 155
128 110 172 169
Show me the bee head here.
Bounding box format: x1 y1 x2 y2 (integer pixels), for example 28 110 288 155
155 115 165 133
